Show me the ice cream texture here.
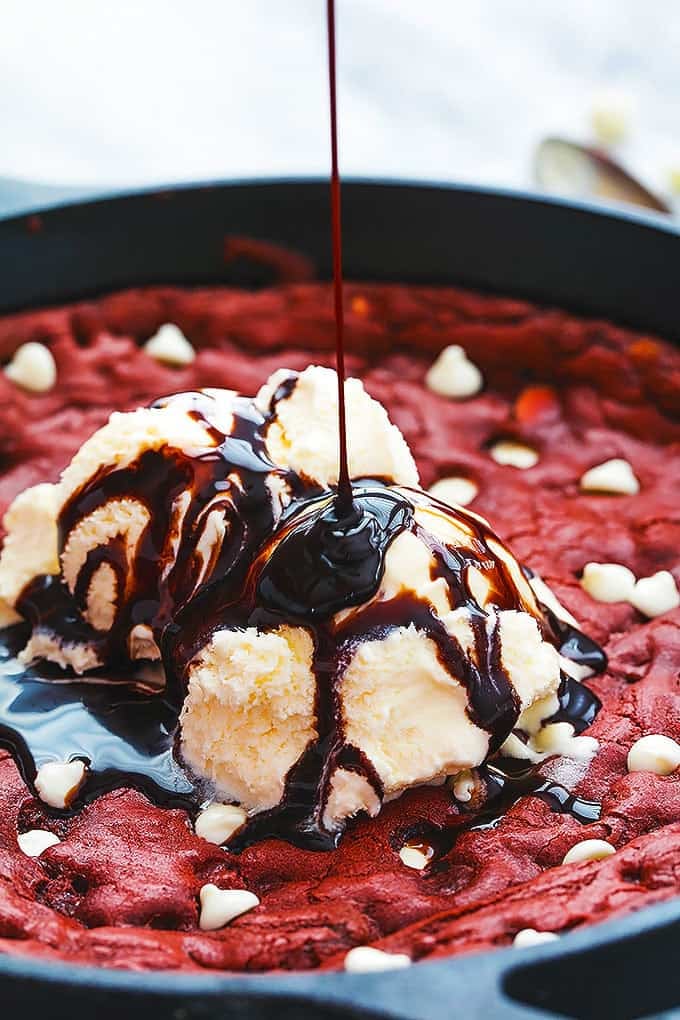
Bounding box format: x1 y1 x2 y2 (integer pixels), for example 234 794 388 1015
0 365 570 843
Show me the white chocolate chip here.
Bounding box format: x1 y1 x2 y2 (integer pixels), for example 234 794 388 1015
4 342 57 393
198 884 259 931
513 928 560 948
532 722 599 763
627 734 680 776
429 476 478 507
489 440 538 470
17 829 61 857
450 769 476 803
579 458 639 495
195 803 247 845
580 562 636 604
34 760 87 809
630 571 680 618
531 721 576 753
344 945 411 973
144 324 196 367
562 839 615 865
425 345 483 399
399 844 433 870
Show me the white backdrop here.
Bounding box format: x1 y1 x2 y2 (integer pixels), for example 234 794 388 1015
1 0 678 197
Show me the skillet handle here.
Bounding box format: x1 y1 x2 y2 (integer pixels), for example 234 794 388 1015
311 897 680 1020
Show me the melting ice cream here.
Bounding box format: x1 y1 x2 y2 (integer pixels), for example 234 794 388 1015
0 366 588 845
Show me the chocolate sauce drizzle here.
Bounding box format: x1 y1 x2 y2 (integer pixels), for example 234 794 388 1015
0 0 607 854
326 0 352 514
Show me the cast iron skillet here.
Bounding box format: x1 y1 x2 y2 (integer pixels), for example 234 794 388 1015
0 180 678 1020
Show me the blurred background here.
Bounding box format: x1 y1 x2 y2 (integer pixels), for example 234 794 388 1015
1 0 678 212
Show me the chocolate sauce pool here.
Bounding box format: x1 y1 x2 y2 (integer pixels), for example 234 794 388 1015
0 624 196 807
0 0 606 852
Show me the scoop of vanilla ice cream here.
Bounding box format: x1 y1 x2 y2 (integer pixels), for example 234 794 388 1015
324 499 559 825
180 626 317 812
180 487 561 830
256 366 419 487
0 399 226 602
0 395 233 672
340 621 490 795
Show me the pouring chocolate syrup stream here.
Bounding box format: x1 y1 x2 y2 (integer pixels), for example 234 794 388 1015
327 0 353 515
